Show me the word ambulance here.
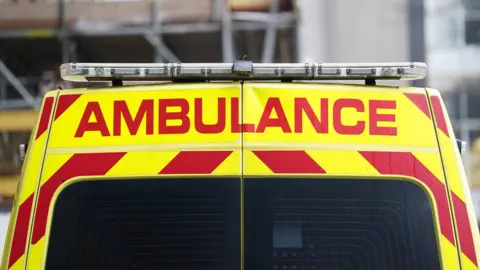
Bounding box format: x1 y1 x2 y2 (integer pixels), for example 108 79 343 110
75 97 398 137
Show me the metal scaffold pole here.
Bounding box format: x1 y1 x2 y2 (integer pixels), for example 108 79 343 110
262 0 280 63
59 0 76 89
0 60 37 109
146 0 180 63
222 0 235 62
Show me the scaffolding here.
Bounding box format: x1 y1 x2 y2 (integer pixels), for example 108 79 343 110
0 0 296 109
0 0 298 198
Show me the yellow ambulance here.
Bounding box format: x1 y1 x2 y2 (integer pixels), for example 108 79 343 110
1 61 479 270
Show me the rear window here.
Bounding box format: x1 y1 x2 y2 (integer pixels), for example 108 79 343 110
244 178 440 270
46 177 440 270
46 178 241 270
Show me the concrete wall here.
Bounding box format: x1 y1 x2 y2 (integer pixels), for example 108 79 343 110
425 0 480 92
327 0 410 63
425 0 470 92
297 0 410 63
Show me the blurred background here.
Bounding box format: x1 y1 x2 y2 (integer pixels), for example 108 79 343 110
0 0 479 256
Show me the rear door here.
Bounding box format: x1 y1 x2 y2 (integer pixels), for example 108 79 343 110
241 82 459 270
23 83 243 270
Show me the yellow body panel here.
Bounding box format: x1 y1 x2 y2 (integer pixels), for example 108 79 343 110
242 83 436 149
1 92 56 270
48 83 242 150
1 82 477 270
427 89 480 269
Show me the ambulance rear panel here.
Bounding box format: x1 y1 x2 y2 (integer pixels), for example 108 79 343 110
2 81 480 270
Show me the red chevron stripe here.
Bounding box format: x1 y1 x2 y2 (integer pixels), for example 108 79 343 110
404 93 431 119
360 151 455 244
159 151 232 174
54 94 82 120
8 196 33 267
31 152 126 244
430 96 449 138
452 192 477 265
35 97 54 140
253 150 326 173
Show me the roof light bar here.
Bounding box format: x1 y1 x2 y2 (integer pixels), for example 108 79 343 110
60 61 427 82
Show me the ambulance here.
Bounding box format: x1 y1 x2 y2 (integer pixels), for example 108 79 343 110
1 60 479 270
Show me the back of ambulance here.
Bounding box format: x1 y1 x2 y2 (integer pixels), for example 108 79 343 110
2 61 480 270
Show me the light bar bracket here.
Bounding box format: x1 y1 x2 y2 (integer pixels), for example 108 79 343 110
60 61 427 83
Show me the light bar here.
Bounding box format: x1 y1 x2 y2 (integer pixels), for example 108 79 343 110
60 61 427 82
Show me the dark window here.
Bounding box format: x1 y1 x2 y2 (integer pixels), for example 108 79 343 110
244 178 441 270
465 19 480 45
46 178 241 270
47 177 441 270
463 0 480 10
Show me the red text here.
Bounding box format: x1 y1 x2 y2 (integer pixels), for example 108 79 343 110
74 97 397 137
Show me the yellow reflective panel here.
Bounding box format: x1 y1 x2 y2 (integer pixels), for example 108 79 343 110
48 83 242 150
242 83 437 149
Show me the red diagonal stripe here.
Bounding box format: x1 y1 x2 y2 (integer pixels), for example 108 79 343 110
31 152 126 244
404 93 431 119
54 94 82 120
253 150 326 174
452 192 478 265
35 97 54 140
430 96 449 137
8 196 33 267
159 151 232 174
360 151 455 244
